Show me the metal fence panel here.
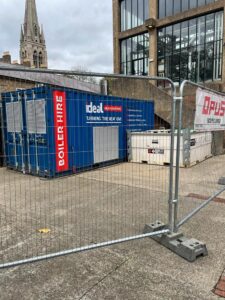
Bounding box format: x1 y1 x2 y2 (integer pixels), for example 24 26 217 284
174 80 225 231
0 67 175 268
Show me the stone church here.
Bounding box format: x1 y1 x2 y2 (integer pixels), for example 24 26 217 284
0 0 48 68
20 0 48 68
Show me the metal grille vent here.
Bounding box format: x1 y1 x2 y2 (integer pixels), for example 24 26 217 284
26 101 36 134
35 99 46 134
26 99 46 134
6 103 14 133
6 102 22 133
13 102 23 133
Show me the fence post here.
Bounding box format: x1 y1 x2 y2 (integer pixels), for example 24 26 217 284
168 84 177 233
173 94 183 232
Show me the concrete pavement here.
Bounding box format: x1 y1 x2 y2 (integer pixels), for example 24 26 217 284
0 155 225 299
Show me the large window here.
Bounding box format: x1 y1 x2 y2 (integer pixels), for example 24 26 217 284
121 33 149 75
157 11 223 84
121 0 149 31
158 0 218 19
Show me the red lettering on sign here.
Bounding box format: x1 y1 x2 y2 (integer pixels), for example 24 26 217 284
202 96 225 117
202 96 210 115
220 101 225 116
215 102 220 116
209 100 216 115
104 105 122 112
53 91 69 172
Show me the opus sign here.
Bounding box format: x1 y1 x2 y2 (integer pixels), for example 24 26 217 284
195 88 225 131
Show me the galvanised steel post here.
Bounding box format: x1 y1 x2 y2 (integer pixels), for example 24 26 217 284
173 94 183 232
174 80 191 231
167 84 177 233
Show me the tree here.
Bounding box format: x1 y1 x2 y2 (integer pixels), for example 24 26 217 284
70 66 99 84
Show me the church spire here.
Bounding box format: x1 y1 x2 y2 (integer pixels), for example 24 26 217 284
24 0 39 40
20 25 24 43
20 0 48 68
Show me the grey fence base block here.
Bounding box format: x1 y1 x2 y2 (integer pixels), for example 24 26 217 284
143 221 208 262
218 177 225 185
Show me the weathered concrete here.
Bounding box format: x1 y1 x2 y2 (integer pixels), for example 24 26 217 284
0 155 225 299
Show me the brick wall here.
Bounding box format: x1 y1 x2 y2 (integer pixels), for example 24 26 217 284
0 77 35 94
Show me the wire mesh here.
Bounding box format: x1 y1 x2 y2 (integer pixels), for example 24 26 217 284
0 68 173 266
175 82 225 228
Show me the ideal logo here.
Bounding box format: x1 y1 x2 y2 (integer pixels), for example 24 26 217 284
86 102 104 114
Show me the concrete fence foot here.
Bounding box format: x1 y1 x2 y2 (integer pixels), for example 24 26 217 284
143 221 208 262
218 177 225 185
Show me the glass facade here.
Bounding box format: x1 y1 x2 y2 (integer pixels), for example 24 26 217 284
157 11 223 84
158 0 218 19
121 33 149 75
120 0 149 31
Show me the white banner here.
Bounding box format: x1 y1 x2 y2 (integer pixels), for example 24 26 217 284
194 88 225 131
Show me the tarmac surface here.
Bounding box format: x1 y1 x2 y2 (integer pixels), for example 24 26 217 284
0 155 225 299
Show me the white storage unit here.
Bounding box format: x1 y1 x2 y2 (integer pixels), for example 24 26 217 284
128 129 212 167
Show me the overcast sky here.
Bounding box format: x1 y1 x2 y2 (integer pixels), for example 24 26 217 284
0 0 113 72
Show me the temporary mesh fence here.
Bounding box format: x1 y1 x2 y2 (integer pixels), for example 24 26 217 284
0 67 174 267
174 81 225 230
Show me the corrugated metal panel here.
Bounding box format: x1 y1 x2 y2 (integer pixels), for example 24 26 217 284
2 86 155 177
93 127 119 164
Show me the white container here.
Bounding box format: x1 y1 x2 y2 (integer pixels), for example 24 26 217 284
128 129 212 167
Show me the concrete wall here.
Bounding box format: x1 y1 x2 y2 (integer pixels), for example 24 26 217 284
106 77 197 128
107 77 172 125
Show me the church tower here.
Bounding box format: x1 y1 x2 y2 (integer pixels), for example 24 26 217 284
20 0 48 68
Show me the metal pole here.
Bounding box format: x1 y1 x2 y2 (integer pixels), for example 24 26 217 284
32 91 39 174
0 66 173 83
168 85 177 233
173 95 183 232
176 185 225 229
18 92 25 173
10 93 18 168
0 229 169 269
24 92 31 172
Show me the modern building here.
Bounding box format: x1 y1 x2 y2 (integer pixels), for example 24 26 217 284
20 0 48 68
113 0 225 88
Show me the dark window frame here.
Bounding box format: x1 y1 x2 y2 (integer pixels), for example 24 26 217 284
120 0 149 32
158 0 217 19
120 33 149 75
157 10 223 85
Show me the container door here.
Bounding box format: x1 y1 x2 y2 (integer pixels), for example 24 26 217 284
33 98 48 174
5 94 24 170
25 92 47 175
93 126 119 164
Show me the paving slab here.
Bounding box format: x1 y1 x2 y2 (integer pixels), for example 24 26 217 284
0 155 225 299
